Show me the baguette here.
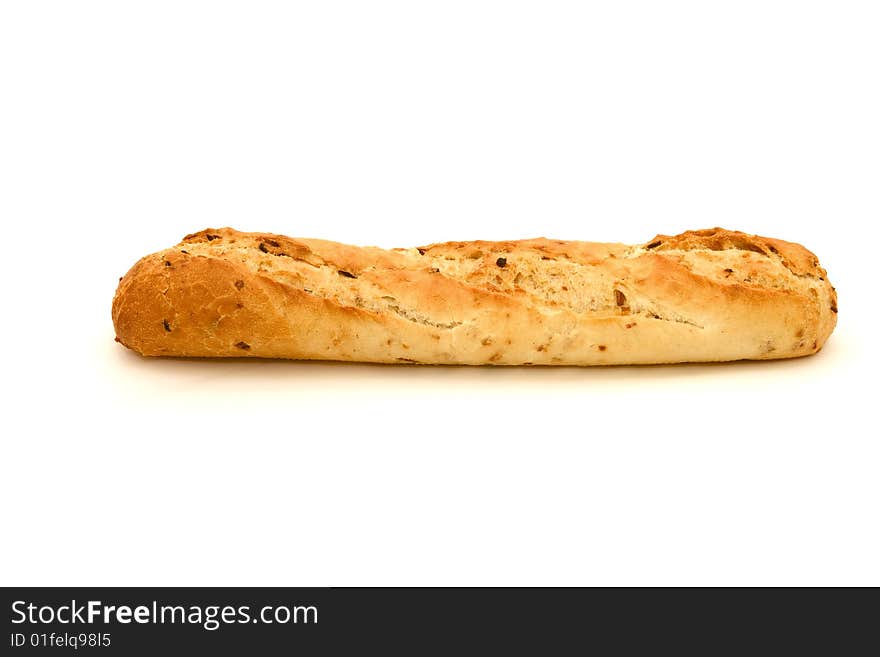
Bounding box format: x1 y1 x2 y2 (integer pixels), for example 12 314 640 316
112 227 837 365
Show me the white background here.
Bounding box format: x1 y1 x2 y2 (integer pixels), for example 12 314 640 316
1 1 878 586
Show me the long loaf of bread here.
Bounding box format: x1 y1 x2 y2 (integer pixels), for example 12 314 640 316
112 227 837 365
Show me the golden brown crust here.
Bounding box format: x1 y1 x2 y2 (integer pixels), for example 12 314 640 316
112 227 837 365
644 227 830 278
